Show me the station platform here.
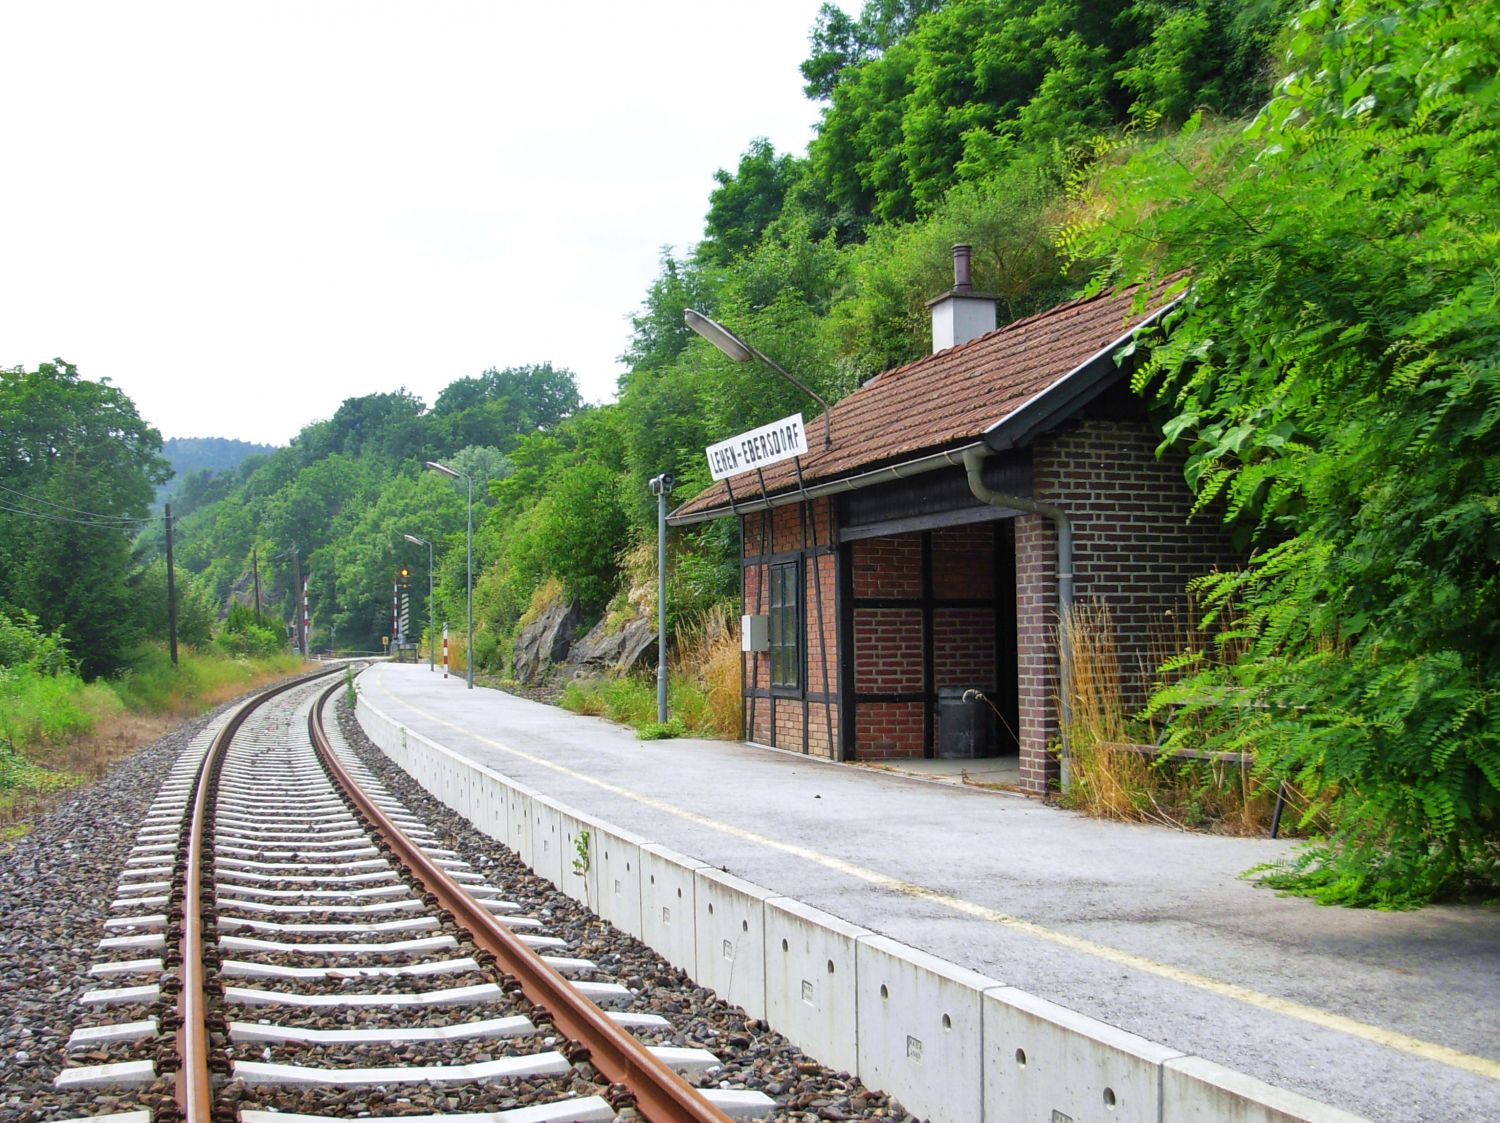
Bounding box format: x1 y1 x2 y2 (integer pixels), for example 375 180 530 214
354 662 1498 1123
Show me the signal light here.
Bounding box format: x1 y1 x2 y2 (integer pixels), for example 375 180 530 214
399 567 410 579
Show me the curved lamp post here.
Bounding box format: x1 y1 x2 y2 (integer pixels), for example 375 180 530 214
683 309 832 449
424 461 473 689
402 533 435 672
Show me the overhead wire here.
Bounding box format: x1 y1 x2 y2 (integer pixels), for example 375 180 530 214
0 499 156 530
0 481 164 526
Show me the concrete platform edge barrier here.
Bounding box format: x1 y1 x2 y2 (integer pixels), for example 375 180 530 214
354 688 1370 1123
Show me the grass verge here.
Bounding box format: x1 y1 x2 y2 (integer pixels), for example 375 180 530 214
0 643 308 835
557 603 742 740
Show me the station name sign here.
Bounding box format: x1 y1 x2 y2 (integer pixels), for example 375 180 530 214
705 413 808 481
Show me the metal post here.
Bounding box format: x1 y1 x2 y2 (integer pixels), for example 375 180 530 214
465 475 473 690
426 540 435 671
648 473 674 724
657 484 668 723
165 503 178 665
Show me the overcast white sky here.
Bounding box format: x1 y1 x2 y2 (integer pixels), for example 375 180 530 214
1 1 850 446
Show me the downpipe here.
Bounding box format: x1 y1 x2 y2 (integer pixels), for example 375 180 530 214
961 447 1074 793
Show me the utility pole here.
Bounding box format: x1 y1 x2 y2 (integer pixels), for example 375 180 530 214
252 546 263 625
165 503 178 666
290 546 304 657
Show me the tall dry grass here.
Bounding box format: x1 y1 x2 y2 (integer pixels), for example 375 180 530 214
1061 600 1279 835
673 603 742 739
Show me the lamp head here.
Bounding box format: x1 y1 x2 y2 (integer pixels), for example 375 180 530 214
424 460 460 479
683 309 753 363
403 534 426 546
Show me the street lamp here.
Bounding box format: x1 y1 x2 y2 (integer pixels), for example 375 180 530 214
683 309 833 449
402 534 435 672
424 461 473 689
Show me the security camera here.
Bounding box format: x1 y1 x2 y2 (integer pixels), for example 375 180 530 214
648 473 675 495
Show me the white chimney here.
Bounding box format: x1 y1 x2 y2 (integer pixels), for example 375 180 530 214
927 244 997 352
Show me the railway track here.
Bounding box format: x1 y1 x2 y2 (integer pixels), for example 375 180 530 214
47 668 775 1123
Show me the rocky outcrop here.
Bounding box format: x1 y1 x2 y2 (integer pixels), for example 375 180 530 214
565 613 657 677
512 599 583 683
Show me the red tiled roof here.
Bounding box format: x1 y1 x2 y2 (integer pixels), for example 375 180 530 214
671 281 1176 522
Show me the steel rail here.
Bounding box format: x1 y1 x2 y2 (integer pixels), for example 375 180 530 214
173 666 344 1123
309 682 732 1123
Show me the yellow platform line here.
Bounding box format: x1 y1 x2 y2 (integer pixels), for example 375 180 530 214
368 678 1500 1083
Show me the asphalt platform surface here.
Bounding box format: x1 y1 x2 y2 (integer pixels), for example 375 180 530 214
357 662 1499 1122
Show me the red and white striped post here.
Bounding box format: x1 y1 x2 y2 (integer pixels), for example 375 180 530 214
302 573 310 656
442 623 449 679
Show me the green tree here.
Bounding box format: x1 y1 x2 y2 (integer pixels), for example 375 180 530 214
801 0 945 99
1065 0 1500 905
619 251 720 377
0 361 169 676
428 364 582 452
132 560 217 648
700 140 805 265
804 0 1291 226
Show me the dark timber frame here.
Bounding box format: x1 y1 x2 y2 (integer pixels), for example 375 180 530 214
841 520 1016 760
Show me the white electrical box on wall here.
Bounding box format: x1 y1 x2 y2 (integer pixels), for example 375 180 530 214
742 614 769 652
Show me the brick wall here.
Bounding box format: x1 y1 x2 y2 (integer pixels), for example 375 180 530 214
850 535 925 757
805 551 838 698
854 608 923 693
855 702 925 759
934 607 994 689
852 535 921 598
1015 514 1059 793
1013 419 1241 793
931 523 993 599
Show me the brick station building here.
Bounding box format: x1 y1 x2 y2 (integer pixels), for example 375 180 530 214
669 255 1237 794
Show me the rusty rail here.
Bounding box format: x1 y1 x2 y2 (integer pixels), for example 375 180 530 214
309 681 731 1123
173 666 344 1123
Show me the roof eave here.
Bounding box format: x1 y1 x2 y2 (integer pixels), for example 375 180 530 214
666 441 987 527
981 297 1181 452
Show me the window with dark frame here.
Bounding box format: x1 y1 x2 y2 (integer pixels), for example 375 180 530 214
768 560 801 689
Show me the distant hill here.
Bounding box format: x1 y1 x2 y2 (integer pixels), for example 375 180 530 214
155 436 278 509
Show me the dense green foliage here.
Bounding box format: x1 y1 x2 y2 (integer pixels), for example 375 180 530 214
168 365 580 655
798 0 1292 228
0 361 171 677
1066 0 1499 905
0 608 72 675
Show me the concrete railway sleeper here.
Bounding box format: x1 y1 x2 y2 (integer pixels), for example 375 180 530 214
44 668 775 1123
